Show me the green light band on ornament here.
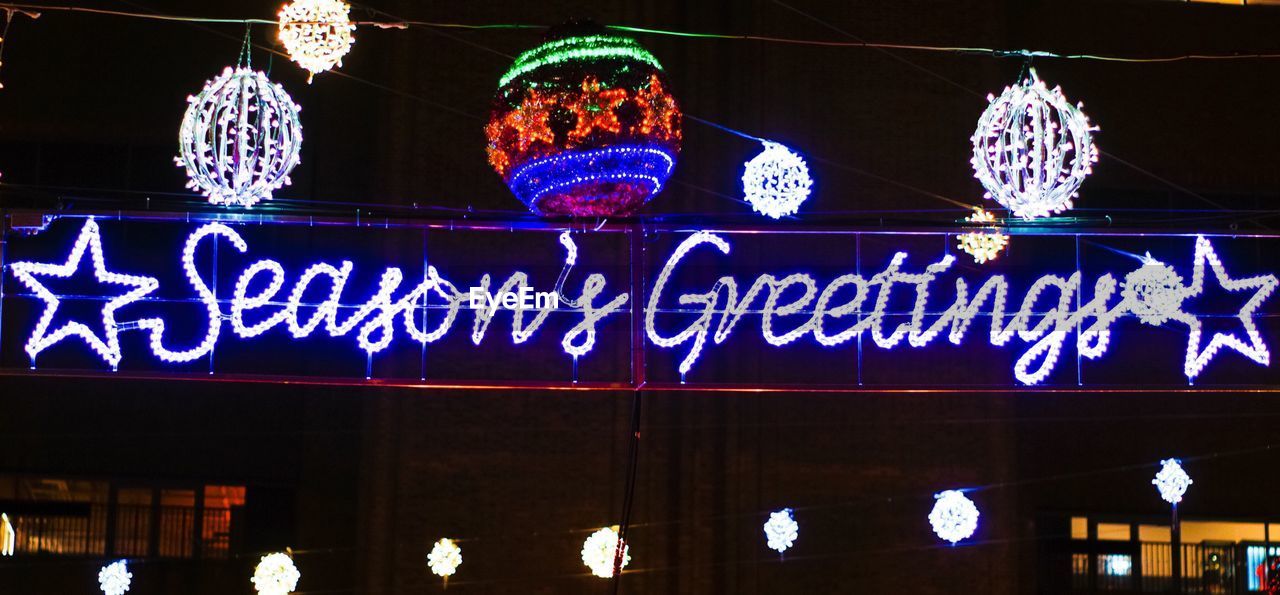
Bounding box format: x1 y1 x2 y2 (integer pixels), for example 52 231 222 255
500 35 663 87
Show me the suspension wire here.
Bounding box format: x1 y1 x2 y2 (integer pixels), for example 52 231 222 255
767 0 1269 229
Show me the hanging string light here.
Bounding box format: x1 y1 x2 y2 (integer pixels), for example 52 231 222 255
970 67 1098 220
98 560 131 595
427 538 462 586
176 65 303 209
762 508 799 554
581 526 630 578
742 141 813 219
277 0 355 82
956 207 1009 264
929 490 980 544
251 551 301 595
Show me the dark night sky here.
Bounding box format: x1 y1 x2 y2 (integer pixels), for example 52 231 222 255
1 0 1279 224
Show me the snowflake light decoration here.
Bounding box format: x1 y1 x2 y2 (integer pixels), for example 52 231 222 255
742 141 812 219
956 208 1009 264
581 526 630 578
278 0 356 82
971 68 1098 220
762 508 799 554
176 66 303 209
252 552 301 595
1122 255 1188 326
98 560 131 595
929 490 980 544
427 538 462 580
1153 458 1192 504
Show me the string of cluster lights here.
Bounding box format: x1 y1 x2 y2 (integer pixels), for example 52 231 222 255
5 2 1279 64
4 446 1270 593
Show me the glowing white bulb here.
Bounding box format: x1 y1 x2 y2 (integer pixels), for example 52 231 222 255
929 490 979 544
278 0 356 81
742 141 813 219
1153 459 1192 504
581 526 630 578
762 508 799 554
98 560 131 595
252 552 300 595
176 67 303 209
956 208 1008 264
971 68 1098 220
427 538 462 579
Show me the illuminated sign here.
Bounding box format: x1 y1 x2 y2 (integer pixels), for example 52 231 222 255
2 215 1276 388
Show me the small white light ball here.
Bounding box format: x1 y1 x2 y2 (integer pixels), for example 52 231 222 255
176 66 303 209
762 508 799 554
251 552 301 595
742 141 813 219
278 0 356 81
427 538 462 579
971 68 1098 220
582 526 630 578
98 560 132 595
1152 458 1192 505
929 490 980 544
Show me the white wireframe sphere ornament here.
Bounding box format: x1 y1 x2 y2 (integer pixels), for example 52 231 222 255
1152 458 1192 505
427 538 462 582
763 508 799 554
581 526 630 578
251 552 301 595
742 141 813 219
176 66 303 209
98 560 132 595
929 490 980 544
970 67 1098 220
278 0 356 82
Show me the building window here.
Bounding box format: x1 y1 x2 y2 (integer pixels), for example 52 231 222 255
0 476 245 559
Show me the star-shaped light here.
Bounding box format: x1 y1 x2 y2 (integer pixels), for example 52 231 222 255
1181 236 1278 380
567 77 626 142
634 74 680 140
9 218 158 368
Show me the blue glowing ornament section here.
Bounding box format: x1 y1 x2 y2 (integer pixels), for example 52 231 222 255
507 145 676 212
1 216 1278 388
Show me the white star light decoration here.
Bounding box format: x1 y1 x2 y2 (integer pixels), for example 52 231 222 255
1180 236 1276 380
278 0 356 82
742 141 813 219
1152 458 1192 505
9 218 158 368
251 552 301 595
971 68 1098 220
98 560 132 595
176 66 303 209
581 526 630 578
427 538 462 582
929 490 979 544
762 508 799 554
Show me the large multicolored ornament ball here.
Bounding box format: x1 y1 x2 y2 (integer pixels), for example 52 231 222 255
486 22 682 217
